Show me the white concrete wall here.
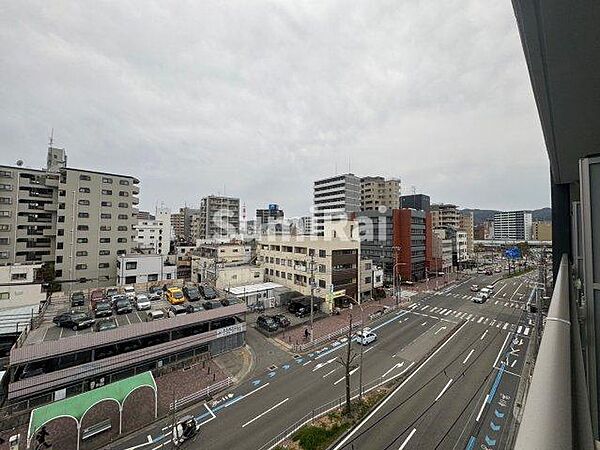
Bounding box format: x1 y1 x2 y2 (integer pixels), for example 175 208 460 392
0 264 45 310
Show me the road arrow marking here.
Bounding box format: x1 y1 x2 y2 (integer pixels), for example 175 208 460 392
435 326 447 335
313 357 336 372
382 362 405 378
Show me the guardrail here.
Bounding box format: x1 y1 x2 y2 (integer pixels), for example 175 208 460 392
169 377 233 411
515 254 594 449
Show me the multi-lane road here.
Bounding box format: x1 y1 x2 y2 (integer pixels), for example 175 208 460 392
117 272 537 450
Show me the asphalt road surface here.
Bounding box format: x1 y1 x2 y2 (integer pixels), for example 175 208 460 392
117 272 536 450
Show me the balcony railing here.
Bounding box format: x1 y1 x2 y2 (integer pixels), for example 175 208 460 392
515 254 594 449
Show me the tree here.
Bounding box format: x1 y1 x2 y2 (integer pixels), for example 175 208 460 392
337 313 358 415
38 262 60 296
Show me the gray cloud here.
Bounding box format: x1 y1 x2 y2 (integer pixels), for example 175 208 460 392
0 0 549 216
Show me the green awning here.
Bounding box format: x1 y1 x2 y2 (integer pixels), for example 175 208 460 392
28 371 156 441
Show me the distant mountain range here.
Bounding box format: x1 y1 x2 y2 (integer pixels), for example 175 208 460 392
461 208 552 225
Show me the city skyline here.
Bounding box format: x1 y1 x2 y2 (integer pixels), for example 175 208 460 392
1 1 550 216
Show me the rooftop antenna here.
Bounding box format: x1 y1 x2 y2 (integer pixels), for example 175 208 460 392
348 155 351 173
411 185 417 196
49 128 54 147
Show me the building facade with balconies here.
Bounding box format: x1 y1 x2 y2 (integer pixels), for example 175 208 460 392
199 196 240 240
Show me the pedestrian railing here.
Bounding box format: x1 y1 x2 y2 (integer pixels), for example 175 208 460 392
292 322 363 353
169 377 233 411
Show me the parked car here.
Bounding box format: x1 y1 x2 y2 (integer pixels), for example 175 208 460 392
135 294 151 311
168 304 188 318
295 306 309 318
94 301 113 318
355 329 377 345
257 315 278 332
470 285 479 292
123 285 136 300
220 297 234 307
202 300 222 310
485 285 495 292
106 287 119 297
199 285 217 300
183 285 201 302
147 310 165 321
70 291 85 307
148 286 163 301
272 314 290 328
494 267 502 273
166 287 185 305
95 318 118 332
90 289 105 308
53 312 95 331
114 298 133 314
110 294 127 307
185 303 204 314
485 269 493 275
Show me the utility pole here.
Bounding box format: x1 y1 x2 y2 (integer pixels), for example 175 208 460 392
309 253 315 343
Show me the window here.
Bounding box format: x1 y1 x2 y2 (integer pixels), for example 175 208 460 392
75 264 87 270
117 226 127 231
11 273 27 281
78 187 90 193
101 213 111 219
0 211 11 217
98 263 110 269
99 238 111 243
0 224 9 231
0 197 11 204
0 238 8 245
102 189 112 195
58 215 65 222
319 250 326 258
59 203 65 209
75 251 88 257
148 274 158 282
100 225 111 231
118 214 128 220
77 238 88 244
119 180 130 185
118 202 128 208
117 237 127 243
119 191 129 197
56 256 63 263
78 199 90 206
117 249 126 255
125 275 136 284
0 184 12 191
77 225 89 231
79 174 91 181
101 201 112 207
56 242 63 249
0 292 9 300
59 189 66 197
166 273 172 280
0 170 12 177
77 212 89 218
102 177 113 184
319 279 326 288
125 261 137 270
99 250 110 256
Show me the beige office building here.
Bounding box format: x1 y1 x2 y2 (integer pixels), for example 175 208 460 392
431 203 461 229
360 176 400 211
531 221 552 241
257 221 360 312
459 212 474 257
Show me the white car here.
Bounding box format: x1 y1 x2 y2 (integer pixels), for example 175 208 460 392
355 330 377 346
123 285 136 300
485 285 495 292
479 288 491 299
470 285 479 292
135 294 151 311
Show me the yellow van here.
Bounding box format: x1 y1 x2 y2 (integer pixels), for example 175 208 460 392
166 287 185 305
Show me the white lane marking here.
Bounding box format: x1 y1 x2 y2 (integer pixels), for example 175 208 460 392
421 305 429 310
398 428 417 450
333 366 360 385
503 323 509 330
511 359 517 368
444 310 452 316
302 361 311 366
323 368 338 378
241 397 289 428
490 319 496 326
477 317 484 324
517 325 523 334
480 330 488 340
434 326 447 335
421 322 427 326
462 295 469 299
332 322 469 450
463 349 475 364
313 357 337 372
494 301 499 305
476 395 489 422
483 318 489 324
382 361 405 378
439 309 447 314
466 314 473 320
434 378 453 402
493 333 511 368
364 346 376 354
524 327 530 336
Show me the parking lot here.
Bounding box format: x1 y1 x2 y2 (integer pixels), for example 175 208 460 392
39 286 230 344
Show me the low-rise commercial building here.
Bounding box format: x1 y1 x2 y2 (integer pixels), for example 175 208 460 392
116 254 177 286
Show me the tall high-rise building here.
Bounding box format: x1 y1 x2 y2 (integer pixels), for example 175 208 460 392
493 211 533 240
256 204 284 232
199 195 240 240
430 203 461 229
360 176 400 211
400 194 430 212
313 174 360 235
171 209 185 241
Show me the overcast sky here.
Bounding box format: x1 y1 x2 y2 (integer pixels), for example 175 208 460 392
0 1 550 217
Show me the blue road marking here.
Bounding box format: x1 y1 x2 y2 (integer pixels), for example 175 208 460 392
212 395 244 413
268 371 276 378
490 421 501 432
465 436 476 450
487 363 506 403
485 435 497 446
251 379 261 386
282 364 291 370
494 409 504 418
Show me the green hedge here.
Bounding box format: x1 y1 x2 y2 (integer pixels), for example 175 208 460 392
292 423 351 450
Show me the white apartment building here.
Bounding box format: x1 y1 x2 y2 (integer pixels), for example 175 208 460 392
258 221 360 312
493 211 533 241
360 176 400 211
116 253 177 286
199 195 240 240
313 174 361 235
134 205 172 255
432 229 453 273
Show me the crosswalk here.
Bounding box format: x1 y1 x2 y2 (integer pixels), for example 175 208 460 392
405 302 531 336
433 291 526 303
